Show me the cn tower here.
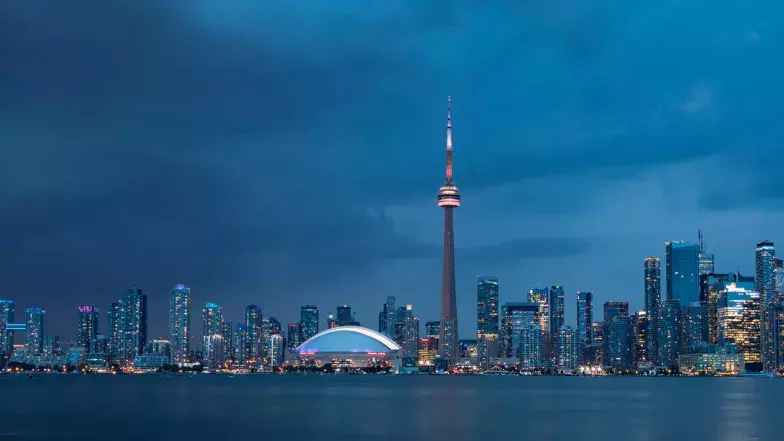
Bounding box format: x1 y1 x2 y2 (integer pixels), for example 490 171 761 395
437 97 460 368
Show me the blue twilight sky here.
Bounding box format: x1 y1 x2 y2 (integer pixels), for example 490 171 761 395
2 0 784 341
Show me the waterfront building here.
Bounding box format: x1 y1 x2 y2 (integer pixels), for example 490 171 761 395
221 321 234 361
518 324 542 370
477 276 500 369
528 288 550 337
500 302 538 358
701 273 730 344
418 337 438 366
287 323 302 350
766 303 784 372
425 321 440 339
459 339 478 361
644 257 661 363
24 307 45 356
576 291 593 346
666 241 700 304
633 310 649 367
678 343 743 375
549 286 565 338
681 301 707 352
657 299 681 369
245 305 262 366
119 287 148 367
149 338 171 359
268 332 285 368
298 326 402 370
0 300 14 359
300 305 319 341
202 302 224 369
718 282 761 366
233 323 246 366
602 302 628 367
76 305 99 353
757 241 777 370
107 301 121 361
437 97 461 368
169 284 191 365
556 325 579 372
606 315 634 370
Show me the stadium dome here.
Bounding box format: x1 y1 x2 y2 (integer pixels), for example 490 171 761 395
296 326 401 369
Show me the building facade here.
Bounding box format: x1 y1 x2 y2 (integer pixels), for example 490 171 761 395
300 305 319 341
77 305 99 353
169 284 191 365
556 325 579 372
500 302 539 358
644 257 661 363
657 299 681 369
667 241 700 305
24 307 45 356
119 287 147 367
245 305 263 366
477 276 500 368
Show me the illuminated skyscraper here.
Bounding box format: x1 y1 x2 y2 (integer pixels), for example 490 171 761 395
644 257 661 363
666 241 700 304
602 301 628 367
633 311 648 367
519 324 542 370
169 284 191 365
477 276 500 368
681 301 707 352
107 301 121 361
77 305 99 353
606 315 634 370
300 305 319 341
767 303 784 372
500 302 538 358
202 302 224 369
150 338 171 359
556 325 579 372
576 291 593 345
528 288 550 335
701 273 730 344
549 286 565 338
245 305 262 366
425 321 440 339
718 281 761 365
0 300 15 358
287 323 302 350
24 307 45 356
233 323 246 366
119 287 147 366
268 333 285 368
221 321 234 362
657 299 681 369
757 241 776 369
437 97 460 368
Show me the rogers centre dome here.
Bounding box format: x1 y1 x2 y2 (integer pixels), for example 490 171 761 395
296 326 402 368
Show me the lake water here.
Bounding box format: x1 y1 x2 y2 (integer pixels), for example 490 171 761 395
0 375 780 440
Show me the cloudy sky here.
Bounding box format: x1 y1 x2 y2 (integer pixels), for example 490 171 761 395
3 0 784 341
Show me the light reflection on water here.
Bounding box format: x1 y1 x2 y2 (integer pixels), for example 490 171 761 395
0 375 780 441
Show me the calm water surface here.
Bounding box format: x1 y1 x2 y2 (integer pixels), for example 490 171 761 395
0 375 780 440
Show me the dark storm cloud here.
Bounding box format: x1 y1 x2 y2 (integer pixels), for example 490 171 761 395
3 0 784 334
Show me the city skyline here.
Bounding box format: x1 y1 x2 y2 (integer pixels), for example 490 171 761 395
2 232 778 342
5 2 784 343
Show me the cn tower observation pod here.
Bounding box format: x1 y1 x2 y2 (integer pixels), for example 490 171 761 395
296 326 402 370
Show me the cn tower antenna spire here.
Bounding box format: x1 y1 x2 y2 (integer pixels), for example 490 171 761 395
445 96 453 183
